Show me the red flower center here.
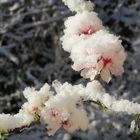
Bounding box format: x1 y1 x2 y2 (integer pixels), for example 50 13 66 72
50 109 59 117
32 107 40 113
103 58 112 68
82 27 95 35
62 120 69 126
62 119 71 128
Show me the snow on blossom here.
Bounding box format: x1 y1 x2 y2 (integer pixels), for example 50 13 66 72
62 0 94 12
23 83 53 114
70 30 127 82
0 84 53 131
39 80 140 136
85 81 115 108
130 120 136 132
85 80 105 97
61 11 104 52
1 0 140 136
86 81 140 114
111 100 140 114
0 111 34 131
40 81 89 135
1 80 140 133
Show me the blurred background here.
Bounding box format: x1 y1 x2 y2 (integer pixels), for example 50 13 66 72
0 0 140 139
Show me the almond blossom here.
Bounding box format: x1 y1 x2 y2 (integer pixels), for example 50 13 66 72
61 0 127 82
70 30 127 82
0 81 140 135
61 11 104 52
40 81 89 135
0 84 53 132
22 83 53 115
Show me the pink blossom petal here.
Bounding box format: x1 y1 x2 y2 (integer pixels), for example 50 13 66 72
101 69 111 83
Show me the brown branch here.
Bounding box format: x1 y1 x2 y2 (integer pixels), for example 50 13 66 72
0 121 40 140
8 121 39 134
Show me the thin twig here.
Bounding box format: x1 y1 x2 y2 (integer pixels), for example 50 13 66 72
18 11 72 31
0 47 19 65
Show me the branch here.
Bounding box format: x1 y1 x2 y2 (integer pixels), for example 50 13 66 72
0 47 19 65
0 121 39 140
0 81 140 138
18 11 72 31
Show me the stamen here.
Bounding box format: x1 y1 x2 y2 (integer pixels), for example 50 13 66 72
82 27 95 35
103 58 112 68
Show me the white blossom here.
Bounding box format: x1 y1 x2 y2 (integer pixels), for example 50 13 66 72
61 0 126 82
40 81 89 135
0 84 53 131
62 0 94 12
70 30 127 82
23 83 53 114
0 81 140 134
61 11 104 52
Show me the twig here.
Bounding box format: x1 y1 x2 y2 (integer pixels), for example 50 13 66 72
90 100 108 111
8 121 39 134
1 8 48 18
0 47 19 65
3 32 33 42
26 69 43 88
18 11 72 31
0 0 15 5
0 121 39 140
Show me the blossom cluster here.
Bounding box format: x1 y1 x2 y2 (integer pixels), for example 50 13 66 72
32 81 140 135
61 0 127 83
0 81 140 135
0 83 52 131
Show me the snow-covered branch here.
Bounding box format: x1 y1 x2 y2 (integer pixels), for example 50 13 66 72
0 81 140 137
0 0 139 139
